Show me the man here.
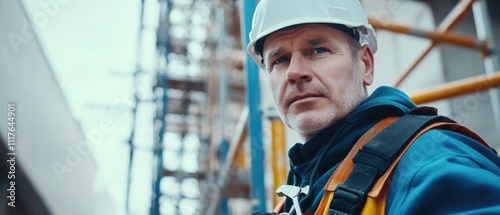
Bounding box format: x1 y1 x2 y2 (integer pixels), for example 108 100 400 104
247 0 500 214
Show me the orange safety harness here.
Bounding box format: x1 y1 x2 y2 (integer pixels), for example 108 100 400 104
273 107 492 215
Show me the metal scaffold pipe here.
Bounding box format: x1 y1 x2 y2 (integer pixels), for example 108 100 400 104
368 17 487 50
472 0 500 141
270 117 288 205
391 0 477 87
150 0 172 214
206 107 249 215
241 0 267 212
126 0 146 213
408 72 500 105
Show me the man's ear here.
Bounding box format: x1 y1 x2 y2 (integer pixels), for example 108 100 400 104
359 45 374 86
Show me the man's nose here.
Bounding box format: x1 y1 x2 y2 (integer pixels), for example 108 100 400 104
286 54 312 84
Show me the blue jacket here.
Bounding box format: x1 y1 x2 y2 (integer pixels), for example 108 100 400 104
287 86 500 214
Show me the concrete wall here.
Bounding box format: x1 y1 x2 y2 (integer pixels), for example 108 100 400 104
0 0 115 214
362 0 500 148
424 0 500 147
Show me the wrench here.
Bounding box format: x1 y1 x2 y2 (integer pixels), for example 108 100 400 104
300 185 309 196
276 185 304 215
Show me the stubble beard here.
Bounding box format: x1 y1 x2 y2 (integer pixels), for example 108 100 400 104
284 65 367 139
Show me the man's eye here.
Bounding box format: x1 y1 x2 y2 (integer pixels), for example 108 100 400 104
274 56 289 64
312 48 327 54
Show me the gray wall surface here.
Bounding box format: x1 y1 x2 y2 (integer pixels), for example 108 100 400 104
425 0 500 147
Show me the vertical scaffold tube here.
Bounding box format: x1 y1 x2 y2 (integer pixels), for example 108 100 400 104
473 0 500 141
270 117 288 205
240 0 267 212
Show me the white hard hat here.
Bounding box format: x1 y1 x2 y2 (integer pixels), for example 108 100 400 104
247 0 377 68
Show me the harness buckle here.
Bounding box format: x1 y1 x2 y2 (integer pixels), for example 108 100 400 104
330 184 365 214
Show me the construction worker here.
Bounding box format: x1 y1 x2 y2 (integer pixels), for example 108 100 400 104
247 0 500 214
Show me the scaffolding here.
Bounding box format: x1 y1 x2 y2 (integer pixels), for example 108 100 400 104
126 0 250 214
368 0 500 138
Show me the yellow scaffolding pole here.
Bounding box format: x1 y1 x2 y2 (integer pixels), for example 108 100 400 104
270 118 288 205
409 72 500 105
368 18 487 51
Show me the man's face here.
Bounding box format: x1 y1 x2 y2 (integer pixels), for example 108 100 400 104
262 24 373 140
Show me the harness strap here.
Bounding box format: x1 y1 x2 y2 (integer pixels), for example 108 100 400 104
313 116 400 215
273 116 398 214
329 108 454 214
276 107 493 214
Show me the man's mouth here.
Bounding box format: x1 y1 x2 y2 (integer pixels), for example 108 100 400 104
288 93 321 105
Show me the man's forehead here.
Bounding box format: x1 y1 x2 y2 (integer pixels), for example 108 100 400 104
265 37 329 55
